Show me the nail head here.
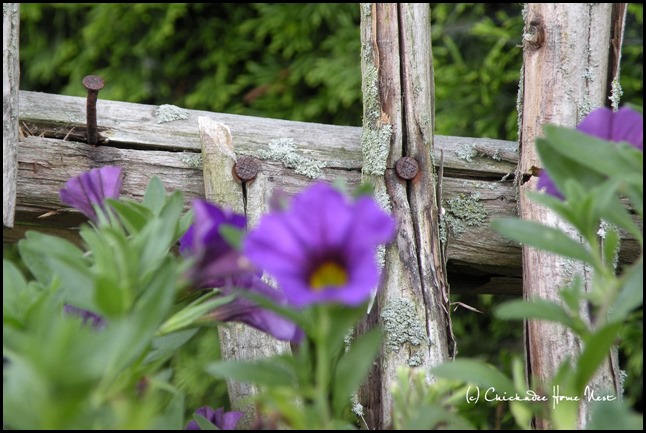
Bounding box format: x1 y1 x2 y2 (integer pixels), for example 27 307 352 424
234 156 260 181
395 156 419 180
82 75 105 91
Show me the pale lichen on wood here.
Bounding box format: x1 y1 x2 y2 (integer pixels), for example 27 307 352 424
155 104 190 124
240 137 325 179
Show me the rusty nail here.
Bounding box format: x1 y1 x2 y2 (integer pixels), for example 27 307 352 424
233 156 260 182
82 75 105 145
395 156 419 180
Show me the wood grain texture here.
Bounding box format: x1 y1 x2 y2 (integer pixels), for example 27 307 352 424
3 3 20 227
5 136 639 291
519 4 620 429
357 4 452 428
18 90 517 178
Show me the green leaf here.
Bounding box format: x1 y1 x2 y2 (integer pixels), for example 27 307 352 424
495 299 576 330
145 329 199 364
588 399 643 430
218 224 245 251
18 231 84 287
94 273 128 316
206 356 296 388
106 199 153 235
142 176 167 215
609 260 643 323
535 137 606 197
431 359 515 395
525 191 580 230
574 322 622 394
332 327 382 414
491 218 596 266
3 260 45 324
594 181 643 245
542 125 643 184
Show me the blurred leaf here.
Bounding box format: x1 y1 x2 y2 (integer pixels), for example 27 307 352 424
107 199 153 235
610 260 643 323
431 359 515 395
332 327 382 414
574 322 622 394
588 398 643 430
145 329 199 364
542 126 643 185
18 231 84 287
3 260 44 324
496 299 578 331
491 218 597 267
218 224 245 251
206 356 296 387
143 176 167 215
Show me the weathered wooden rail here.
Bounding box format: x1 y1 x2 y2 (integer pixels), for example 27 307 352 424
5 91 639 296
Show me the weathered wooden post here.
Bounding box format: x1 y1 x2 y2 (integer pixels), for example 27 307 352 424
518 3 625 428
358 4 451 428
3 3 20 228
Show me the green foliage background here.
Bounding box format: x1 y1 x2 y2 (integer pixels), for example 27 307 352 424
20 3 643 140
17 2 643 421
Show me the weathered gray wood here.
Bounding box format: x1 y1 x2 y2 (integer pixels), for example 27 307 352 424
519 4 622 429
18 91 517 179
3 3 20 228
5 136 640 295
357 4 451 428
197 118 294 428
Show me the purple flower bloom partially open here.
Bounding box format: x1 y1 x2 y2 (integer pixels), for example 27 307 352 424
59 166 123 222
208 275 304 344
63 304 106 330
538 107 643 198
180 200 249 288
185 406 243 430
244 182 396 307
182 200 302 343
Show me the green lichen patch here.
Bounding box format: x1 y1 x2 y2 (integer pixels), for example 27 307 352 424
155 104 189 123
455 144 477 163
179 152 203 168
361 125 392 176
381 298 428 356
243 138 325 179
443 192 488 239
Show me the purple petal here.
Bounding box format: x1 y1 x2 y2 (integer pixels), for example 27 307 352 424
63 304 106 330
185 405 245 429
59 166 123 222
612 107 643 151
577 106 643 151
537 170 564 200
210 277 303 343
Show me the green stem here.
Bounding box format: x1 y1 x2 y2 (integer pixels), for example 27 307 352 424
313 306 332 428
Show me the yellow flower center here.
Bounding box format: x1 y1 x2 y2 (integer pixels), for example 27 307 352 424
309 261 348 291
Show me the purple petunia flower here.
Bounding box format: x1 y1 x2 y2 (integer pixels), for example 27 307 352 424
538 106 643 198
181 200 302 343
63 304 106 330
59 166 123 222
244 182 396 307
185 406 243 430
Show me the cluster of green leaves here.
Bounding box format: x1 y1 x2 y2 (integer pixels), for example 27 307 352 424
207 303 382 429
20 4 643 141
425 119 643 429
2 179 209 429
19 3 362 126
